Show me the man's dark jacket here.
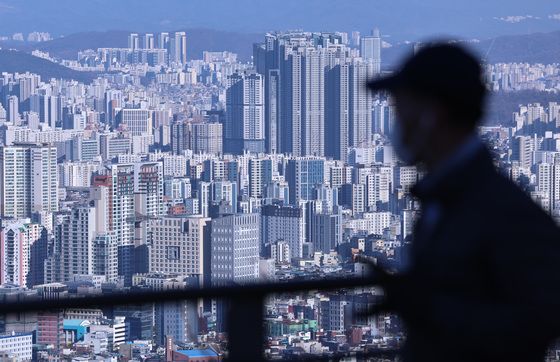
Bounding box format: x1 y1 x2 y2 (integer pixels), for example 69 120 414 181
396 146 560 362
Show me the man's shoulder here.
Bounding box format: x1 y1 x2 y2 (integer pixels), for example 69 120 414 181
473 170 559 234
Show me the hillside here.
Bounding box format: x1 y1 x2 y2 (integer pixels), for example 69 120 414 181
382 30 560 67
16 28 262 62
12 28 560 66
4 28 560 87
0 49 98 83
33 31 130 60
476 30 560 64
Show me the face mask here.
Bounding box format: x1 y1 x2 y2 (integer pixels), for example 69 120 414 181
390 119 416 165
390 112 437 166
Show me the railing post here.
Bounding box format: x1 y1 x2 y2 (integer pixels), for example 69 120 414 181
227 292 264 361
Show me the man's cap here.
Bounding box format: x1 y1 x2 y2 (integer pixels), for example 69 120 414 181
367 43 486 122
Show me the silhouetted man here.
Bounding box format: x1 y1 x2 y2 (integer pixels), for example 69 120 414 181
367 44 560 362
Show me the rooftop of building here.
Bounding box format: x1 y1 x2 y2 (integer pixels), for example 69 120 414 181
176 348 218 358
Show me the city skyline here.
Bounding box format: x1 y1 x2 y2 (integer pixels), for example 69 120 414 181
0 3 559 360
0 0 560 41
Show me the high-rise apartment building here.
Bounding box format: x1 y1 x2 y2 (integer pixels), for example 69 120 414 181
280 46 326 156
58 205 116 282
7 95 18 123
536 157 560 212
170 32 187 64
371 28 382 74
144 33 155 50
128 33 139 50
158 32 170 50
0 220 47 287
360 28 381 74
93 165 137 284
254 31 379 158
248 158 273 198
134 162 165 219
30 93 60 128
0 143 58 219
512 135 534 170
225 72 265 153
325 60 373 161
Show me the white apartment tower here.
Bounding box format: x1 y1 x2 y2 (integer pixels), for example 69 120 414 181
171 32 187 64
0 143 58 219
128 33 139 50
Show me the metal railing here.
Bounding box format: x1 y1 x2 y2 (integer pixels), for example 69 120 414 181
0 276 397 361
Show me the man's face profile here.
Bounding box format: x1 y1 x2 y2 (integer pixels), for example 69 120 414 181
393 91 440 165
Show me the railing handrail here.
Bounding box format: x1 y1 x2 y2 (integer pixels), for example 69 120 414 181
0 276 384 361
0 276 376 313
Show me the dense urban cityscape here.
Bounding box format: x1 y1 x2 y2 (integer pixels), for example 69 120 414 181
0 21 558 362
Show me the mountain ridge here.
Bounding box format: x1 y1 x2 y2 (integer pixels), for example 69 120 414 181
0 49 98 83
3 28 262 62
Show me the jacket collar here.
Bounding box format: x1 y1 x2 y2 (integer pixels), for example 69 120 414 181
411 136 494 204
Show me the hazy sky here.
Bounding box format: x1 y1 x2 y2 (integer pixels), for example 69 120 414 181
1 0 560 41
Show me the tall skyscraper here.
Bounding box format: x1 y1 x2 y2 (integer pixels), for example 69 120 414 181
248 158 273 198
360 36 374 60
7 95 19 123
0 104 6 123
254 31 376 158
325 64 350 161
93 165 136 283
536 157 560 212
0 143 58 219
373 99 396 135
209 180 237 214
144 33 155 49
371 28 382 75
225 72 265 154
349 60 374 149
128 33 140 50
171 32 187 65
512 135 534 169
58 205 115 282
0 220 47 287
280 46 326 156
104 89 122 127
253 34 280 154
158 32 170 49
351 31 361 47
134 161 165 219
155 295 199 345
29 92 61 128
360 29 381 75
301 48 326 156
